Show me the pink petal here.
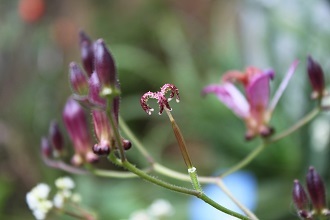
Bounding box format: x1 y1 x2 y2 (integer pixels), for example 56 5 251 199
269 60 299 112
203 83 250 118
246 70 274 112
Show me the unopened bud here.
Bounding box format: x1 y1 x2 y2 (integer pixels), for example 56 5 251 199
79 31 94 77
69 62 89 96
94 39 116 88
41 137 52 158
306 166 326 212
92 109 111 156
292 179 309 211
307 56 327 100
49 120 64 153
88 72 106 107
63 98 97 165
122 139 132 150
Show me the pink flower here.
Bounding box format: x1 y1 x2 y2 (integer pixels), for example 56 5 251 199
203 61 299 140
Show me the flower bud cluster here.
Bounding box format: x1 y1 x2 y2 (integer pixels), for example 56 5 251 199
292 166 329 219
42 31 132 167
26 177 81 220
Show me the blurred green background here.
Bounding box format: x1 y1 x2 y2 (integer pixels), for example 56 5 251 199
1 0 330 219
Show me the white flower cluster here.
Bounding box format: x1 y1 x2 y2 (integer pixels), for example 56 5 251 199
26 183 53 220
53 176 81 208
129 199 174 220
26 176 81 220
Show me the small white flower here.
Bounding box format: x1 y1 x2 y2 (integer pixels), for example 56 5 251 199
129 210 152 220
71 193 82 203
26 183 53 220
55 177 75 190
53 193 65 208
148 199 174 218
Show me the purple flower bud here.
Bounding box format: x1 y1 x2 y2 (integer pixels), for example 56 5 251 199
306 166 326 212
41 137 52 158
69 62 89 96
88 72 106 107
79 31 94 77
292 179 309 211
307 56 326 100
92 109 112 155
122 139 132 150
94 39 116 87
49 120 64 153
62 98 98 165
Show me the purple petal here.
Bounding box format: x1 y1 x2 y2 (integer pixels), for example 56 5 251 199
269 60 299 111
246 70 274 113
203 83 249 118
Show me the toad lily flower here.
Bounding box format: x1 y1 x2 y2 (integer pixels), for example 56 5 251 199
203 61 299 140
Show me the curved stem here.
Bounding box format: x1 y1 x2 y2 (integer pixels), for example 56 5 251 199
42 156 88 175
220 143 266 178
269 107 320 142
106 99 126 162
109 154 250 220
119 116 256 219
119 117 154 163
85 165 141 178
220 107 321 178
215 179 258 220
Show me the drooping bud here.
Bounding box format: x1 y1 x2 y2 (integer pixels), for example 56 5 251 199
41 137 52 158
307 56 327 100
292 180 310 212
91 109 112 155
94 39 116 88
122 139 132 150
62 98 98 165
79 31 94 77
88 72 106 107
69 62 89 96
306 166 326 212
48 120 64 153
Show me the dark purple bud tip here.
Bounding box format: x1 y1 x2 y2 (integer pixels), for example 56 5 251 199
69 62 89 95
79 31 94 76
260 126 274 138
307 56 326 99
292 179 309 211
306 166 326 212
298 210 310 218
94 39 116 87
244 131 255 141
93 142 110 155
49 120 64 152
122 139 132 151
41 137 52 158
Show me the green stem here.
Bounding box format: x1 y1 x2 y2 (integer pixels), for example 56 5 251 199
188 167 203 192
220 143 266 178
106 99 126 162
119 117 154 163
215 179 259 220
269 107 320 143
120 117 256 219
109 154 249 220
85 165 140 178
221 107 321 178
